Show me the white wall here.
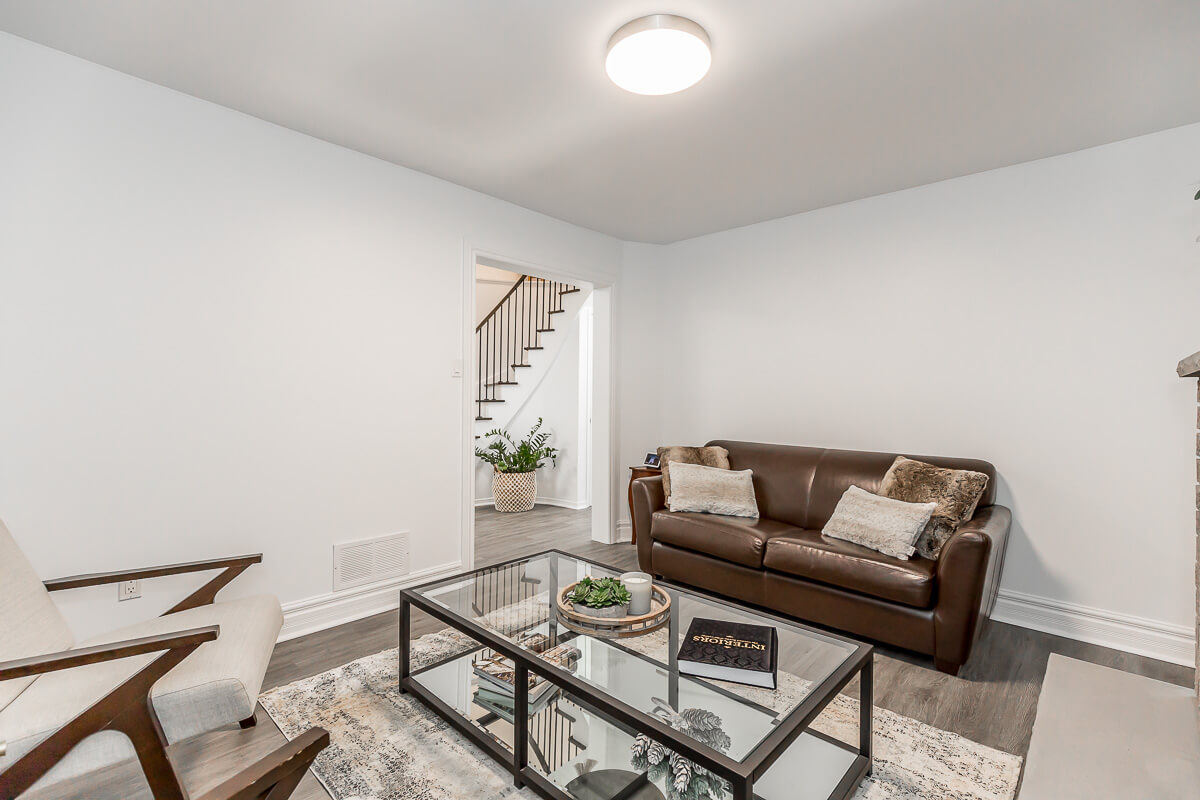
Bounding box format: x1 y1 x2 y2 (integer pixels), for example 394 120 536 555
475 297 591 510
620 123 1200 660
0 33 623 640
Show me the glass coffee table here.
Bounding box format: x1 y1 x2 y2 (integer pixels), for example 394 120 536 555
400 550 872 800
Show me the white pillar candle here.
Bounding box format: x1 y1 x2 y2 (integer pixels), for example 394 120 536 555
621 571 654 616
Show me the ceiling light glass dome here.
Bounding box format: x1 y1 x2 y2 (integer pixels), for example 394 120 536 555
606 15 711 96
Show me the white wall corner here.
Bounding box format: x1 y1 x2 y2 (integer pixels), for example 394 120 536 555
614 520 633 543
991 589 1196 667
278 560 463 642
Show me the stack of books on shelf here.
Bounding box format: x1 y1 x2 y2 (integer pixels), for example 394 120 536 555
473 633 581 716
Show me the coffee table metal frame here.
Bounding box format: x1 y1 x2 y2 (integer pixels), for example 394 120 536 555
399 549 873 800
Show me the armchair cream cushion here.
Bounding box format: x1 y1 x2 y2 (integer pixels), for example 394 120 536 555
0 594 282 789
0 517 283 790
0 519 75 712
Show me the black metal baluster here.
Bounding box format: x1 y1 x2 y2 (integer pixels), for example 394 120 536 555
519 279 527 362
531 278 537 345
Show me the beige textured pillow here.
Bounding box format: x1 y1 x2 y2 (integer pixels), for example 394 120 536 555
878 456 990 560
657 445 730 503
667 462 759 518
821 486 937 560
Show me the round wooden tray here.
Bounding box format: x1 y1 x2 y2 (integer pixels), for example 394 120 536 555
556 581 672 638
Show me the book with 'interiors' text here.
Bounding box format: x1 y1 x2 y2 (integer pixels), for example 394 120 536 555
677 617 778 689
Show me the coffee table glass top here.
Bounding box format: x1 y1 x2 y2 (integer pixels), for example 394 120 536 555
411 550 861 764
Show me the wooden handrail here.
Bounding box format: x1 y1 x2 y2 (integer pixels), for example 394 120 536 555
476 274 529 333
475 274 579 421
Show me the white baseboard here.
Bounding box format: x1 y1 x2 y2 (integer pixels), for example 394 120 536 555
473 497 591 511
278 561 463 642
614 521 633 543
991 589 1195 667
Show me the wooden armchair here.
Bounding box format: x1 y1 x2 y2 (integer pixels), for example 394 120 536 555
0 520 328 799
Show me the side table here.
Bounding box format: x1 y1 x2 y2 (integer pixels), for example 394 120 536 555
627 465 662 545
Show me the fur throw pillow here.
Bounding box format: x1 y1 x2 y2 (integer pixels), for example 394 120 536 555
878 456 989 560
656 445 730 503
822 486 936 560
667 462 759 518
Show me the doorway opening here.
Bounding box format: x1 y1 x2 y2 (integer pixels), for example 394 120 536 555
468 257 599 568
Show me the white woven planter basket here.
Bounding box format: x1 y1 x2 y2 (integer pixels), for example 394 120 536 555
492 470 537 513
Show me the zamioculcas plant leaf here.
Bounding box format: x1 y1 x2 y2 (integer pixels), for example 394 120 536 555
474 417 559 474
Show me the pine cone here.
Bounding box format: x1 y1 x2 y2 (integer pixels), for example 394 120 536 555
670 753 694 794
630 733 651 758
647 740 667 765
679 708 722 732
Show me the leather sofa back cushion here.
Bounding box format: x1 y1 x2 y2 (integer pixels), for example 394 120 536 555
708 440 996 530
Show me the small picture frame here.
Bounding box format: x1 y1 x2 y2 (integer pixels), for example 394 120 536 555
643 453 661 468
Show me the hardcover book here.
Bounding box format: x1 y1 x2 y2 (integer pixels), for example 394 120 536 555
472 643 581 704
677 618 778 689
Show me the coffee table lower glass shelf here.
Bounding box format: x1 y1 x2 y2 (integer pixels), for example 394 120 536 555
400 550 872 800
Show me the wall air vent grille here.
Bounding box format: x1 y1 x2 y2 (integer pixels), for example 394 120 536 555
332 531 410 591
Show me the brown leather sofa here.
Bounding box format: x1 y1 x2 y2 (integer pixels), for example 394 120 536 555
632 440 1010 675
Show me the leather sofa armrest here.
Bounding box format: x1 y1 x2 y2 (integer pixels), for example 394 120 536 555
932 504 1012 671
940 504 1011 614
631 475 666 572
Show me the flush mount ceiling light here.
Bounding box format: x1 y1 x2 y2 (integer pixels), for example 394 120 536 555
606 14 711 95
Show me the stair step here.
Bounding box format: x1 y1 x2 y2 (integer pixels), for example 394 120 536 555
524 346 544 351
475 416 493 421
559 288 581 295
477 398 505 403
511 363 532 368
549 309 564 314
536 328 554 333
484 380 518 386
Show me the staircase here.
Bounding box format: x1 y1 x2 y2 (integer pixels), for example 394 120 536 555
475 274 582 429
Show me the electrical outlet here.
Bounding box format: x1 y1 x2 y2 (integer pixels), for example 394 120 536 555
117 579 141 602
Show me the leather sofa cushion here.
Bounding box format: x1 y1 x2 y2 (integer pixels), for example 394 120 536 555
764 531 936 608
651 511 800 568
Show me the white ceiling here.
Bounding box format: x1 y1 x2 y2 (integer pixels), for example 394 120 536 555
2 1 1198 243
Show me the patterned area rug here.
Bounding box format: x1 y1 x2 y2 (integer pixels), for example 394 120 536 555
260 629 1022 800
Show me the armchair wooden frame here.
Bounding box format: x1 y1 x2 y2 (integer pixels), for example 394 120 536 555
0 554 328 800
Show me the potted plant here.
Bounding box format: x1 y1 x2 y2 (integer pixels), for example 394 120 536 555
475 417 558 513
567 576 633 618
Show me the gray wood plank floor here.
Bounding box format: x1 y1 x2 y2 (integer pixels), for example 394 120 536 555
25 505 1194 800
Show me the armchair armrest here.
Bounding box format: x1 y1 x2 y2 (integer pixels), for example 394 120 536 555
197 727 330 800
45 554 262 590
45 554 263 615
0 625 222 798
0 626 219 682
631 475 666 572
